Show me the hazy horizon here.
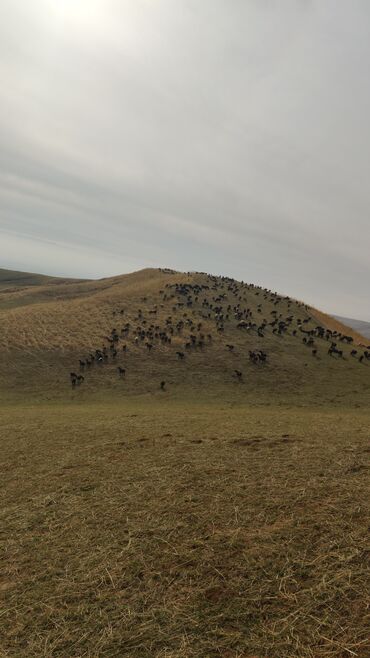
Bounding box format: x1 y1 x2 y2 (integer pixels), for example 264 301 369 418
1 1 370 320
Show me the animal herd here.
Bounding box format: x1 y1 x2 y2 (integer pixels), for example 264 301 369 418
69 272 370 391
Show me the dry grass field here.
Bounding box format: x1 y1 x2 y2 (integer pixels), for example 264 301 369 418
0 268 369 657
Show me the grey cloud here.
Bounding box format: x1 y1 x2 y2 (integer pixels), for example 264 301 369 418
0 0 369 319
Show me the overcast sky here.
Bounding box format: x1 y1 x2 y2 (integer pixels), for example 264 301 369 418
1 1 370 319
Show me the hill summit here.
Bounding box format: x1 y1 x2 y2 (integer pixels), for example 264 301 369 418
0 267 368 404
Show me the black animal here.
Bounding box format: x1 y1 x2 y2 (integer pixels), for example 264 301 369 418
249 350 267 364
328 346 343 358
117 367 126 376
160 380 166 390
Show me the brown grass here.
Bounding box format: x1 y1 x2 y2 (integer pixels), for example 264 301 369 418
0 268 369 656
0 402 369 657
309 308 369 346
0 268 369 407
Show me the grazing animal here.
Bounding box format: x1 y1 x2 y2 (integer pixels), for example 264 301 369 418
176 351 185 359
328 346 343 358
234 369 243 381
117 367 126 376
249 350 267 364
160 380 166 390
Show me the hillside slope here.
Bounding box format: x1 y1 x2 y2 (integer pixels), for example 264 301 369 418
0 267 368 404
0 267 88 310
0 266 87 289
334 315 370 340
0 267 56 289
309 308 369 345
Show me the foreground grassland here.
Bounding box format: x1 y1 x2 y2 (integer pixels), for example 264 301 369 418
1 401 369 658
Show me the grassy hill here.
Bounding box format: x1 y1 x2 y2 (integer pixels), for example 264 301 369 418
0 267 368 405
334 315 370 340
0 267 88 311
0 267 57 288
0 266 87 289
1 268 369 657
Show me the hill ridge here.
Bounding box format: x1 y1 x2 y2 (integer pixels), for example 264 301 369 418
0 267 369 405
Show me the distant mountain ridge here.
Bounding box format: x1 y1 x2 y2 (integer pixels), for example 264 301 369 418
0 267 86 290
334 315 370 340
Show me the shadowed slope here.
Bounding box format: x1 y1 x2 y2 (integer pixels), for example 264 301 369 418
0 267 88 310
0 267 57 289
0 267 87 290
